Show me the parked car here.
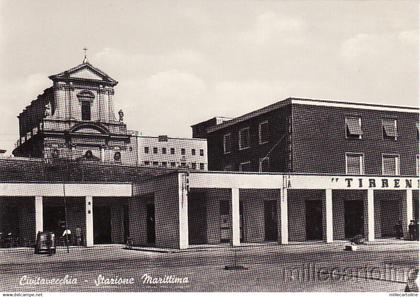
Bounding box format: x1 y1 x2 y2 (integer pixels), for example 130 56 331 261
34 231 56 254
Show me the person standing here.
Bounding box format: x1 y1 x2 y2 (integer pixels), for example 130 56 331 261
394 220 403 239
408 220 415 241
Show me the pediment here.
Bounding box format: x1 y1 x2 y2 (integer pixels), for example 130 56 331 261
70 68 103 80
49 62 118 86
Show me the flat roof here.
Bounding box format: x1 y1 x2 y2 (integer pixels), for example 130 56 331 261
208 97 419 133
136 135 207 141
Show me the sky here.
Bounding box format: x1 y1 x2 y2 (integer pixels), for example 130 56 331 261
0 0 418 155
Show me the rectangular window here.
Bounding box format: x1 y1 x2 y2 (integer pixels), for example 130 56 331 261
180 162 186 167
170 162 176 167
170 148 175 155
191 163 197 169
153 147 158 154
239 161 251 172
417 155 419 176
162 147 167 154
152 161 159 166
144 147 149 154
223 133 232 154
345 116 363 139
200 149 204 156
144 161 150 166
259 121 269 144
191 149 196 156
382 119 398 140
199 163 205 170
382 154 400 175
345 153 364 175
162 162 167 167
181 148 186 155
259 157 270 172
81 101 91 121
239 127 250 150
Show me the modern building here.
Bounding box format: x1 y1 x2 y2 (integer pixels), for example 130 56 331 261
12 59 138 165
204 98 419 176
0 157 418 249
137 135 207 170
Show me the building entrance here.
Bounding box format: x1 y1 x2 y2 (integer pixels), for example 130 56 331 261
380 200 400 237
93 206 111 244
344 200 364 238
188 192 207 244
123 205 129 243
146 202 155 245
264 200 278 241
305 200 323 240
44 206 66 238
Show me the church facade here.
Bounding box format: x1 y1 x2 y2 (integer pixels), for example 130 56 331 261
12 60 138 164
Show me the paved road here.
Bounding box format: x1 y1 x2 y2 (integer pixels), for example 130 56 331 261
0 241 418 292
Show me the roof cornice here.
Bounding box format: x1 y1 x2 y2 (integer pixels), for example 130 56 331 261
207 97 419 133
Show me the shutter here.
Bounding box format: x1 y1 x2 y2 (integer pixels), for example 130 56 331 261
346 117 363 136
383 120 397 138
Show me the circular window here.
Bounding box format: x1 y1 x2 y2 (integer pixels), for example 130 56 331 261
114 152 121 161
85 150 93 159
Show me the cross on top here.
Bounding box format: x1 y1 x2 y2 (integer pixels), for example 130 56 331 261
82 47 88 63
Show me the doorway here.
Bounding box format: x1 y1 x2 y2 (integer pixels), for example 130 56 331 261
380 200 400 237
188 192 207 244
264 200 278 241
344 200 364 238
2 205 20 237
123 205 129 243
44 206 66 238
146 202 155 245
305 200 323 240
93 206 112 244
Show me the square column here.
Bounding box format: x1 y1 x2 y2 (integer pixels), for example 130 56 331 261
277 188 288 245
322 189 333 243
35 196 43 234
364 190 375 241
85 196 94 247
100 147 105 162
402 190 413 239
230 188 241 246
178 174 189 249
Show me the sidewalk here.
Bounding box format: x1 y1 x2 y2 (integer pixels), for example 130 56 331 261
1 239 418 265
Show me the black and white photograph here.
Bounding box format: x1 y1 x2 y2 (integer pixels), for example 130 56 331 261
0 0 418 294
